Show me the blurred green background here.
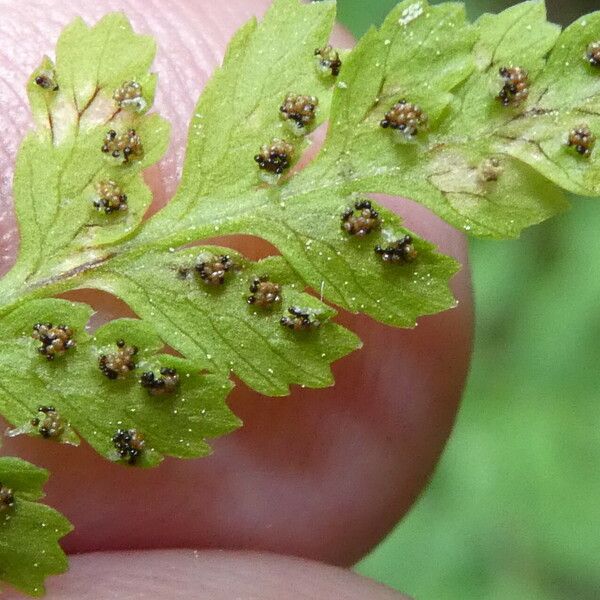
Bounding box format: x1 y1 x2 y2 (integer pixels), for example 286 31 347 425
336 1 600 598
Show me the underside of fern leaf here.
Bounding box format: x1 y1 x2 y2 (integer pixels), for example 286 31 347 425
0 0 599 593
0 458 71 597
1 0 599 473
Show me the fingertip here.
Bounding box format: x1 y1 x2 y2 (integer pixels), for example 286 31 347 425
4 550 410 600
0 0 473 568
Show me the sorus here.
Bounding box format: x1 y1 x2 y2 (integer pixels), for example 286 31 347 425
195 254 234 286
280 306 320 331
112 428 145 465
497 67 529 107
280 93 319 135
255 139 295 183
101 128 144 163
32 323 76 360
375 235 418 263
34 70 58 91
567 125 596 157
341 200 380 236
113 81 146 112
0 484 14 514
478 157 503 183
31 406 65 440
99 339 138 379
314 45 342 77
586 41 600 67
380 100 427 139
94 180 128 214
140 368 180 396
247 276 282 307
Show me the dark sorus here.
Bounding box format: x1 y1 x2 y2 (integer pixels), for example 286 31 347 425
280 93 319 135
247 276 282 307
280 306 321 331
34 70 58 91
31 406 64 439
254 138 294 180
497 67 529 107
112 429 145 465
101 128 144 163
32 323 76 360
567 126 596 157
380 100 427 139
375 235 418 263
478 157 503 183
94 180 128 214
195 254 234 286
341 200 380 236
99 339 138 379
0 484 14 513
140 367 180 396
314 45 342 77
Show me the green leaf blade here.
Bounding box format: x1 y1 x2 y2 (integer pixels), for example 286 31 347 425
5 2 600 592
54 13 156 113
473 0 560 71
243 197 460 326
86 252 361 397
292 0 583 239
170 0 338 203
0 458 71 597
9 11 170 292
494 11 600 197
0 300 238 466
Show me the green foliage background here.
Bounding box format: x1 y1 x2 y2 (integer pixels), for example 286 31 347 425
339 1 600 598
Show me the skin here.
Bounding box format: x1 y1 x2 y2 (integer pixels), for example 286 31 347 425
0 0 473 597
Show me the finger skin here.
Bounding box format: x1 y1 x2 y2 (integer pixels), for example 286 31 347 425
0 0 473 565
4 551 411 599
